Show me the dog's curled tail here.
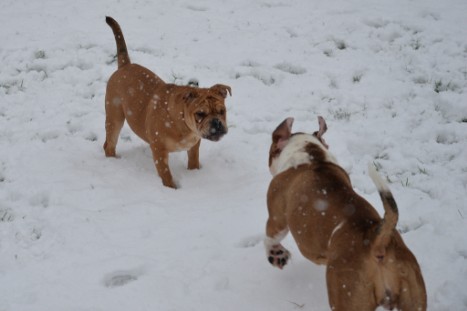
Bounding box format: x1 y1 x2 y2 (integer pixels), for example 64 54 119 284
106 16 131 68
368 163 399 260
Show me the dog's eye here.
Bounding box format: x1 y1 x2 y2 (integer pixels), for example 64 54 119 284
218 109 225 116
196 111 207 119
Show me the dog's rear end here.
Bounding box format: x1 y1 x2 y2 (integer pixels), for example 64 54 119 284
370 165 426 310
326 166 427 311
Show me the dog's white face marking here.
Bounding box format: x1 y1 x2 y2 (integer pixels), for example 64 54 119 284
270 134 337 176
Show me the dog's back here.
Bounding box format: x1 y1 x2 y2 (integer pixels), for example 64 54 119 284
269 159 381 262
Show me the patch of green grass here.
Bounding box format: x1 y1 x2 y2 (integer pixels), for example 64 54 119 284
329 108 351 120
352 74 362 83
401 177 410 187
418 167 428 175
335 40 347 50
434 80 459 93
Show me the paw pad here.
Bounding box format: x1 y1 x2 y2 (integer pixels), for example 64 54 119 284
267 245 290 269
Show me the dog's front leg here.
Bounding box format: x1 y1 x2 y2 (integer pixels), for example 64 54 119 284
150 144 176 189
265 228 291 269
265 185 291 269
187 139 201 170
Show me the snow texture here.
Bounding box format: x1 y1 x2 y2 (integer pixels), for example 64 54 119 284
1 0 466 310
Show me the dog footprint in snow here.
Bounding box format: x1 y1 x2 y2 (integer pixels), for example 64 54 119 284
84 131 98 142
0 207 15 222
34 130 60 143
362 18 389 29
235 61 280 85
29 192 50 208
185 4 208 12
103 269 143 288
0 164 5 182
237 234 264 248
274 62 306 75
333 38 347 50
398 219 426 234
234 70 278 86
420 10 440 21
239 60 261 68
66 120 83 134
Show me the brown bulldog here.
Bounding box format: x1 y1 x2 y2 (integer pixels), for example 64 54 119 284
104 17 231 188
265 117 427 311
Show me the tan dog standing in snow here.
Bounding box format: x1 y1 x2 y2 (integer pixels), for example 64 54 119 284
265 117 426 311
104 17 231 188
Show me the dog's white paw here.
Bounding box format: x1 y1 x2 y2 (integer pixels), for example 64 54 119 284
267 244 291 269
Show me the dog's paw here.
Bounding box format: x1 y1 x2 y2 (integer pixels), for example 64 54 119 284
267 244 291 269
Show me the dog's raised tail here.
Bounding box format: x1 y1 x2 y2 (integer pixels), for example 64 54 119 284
106 16 131 68
368 163 399 261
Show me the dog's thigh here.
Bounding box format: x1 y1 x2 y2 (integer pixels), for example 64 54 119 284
398 262 427 311
326 263 377 311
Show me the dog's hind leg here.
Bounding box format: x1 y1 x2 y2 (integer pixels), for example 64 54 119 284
326 262 377 311
103 96 125 157
398 280 427 311
397 255 427 311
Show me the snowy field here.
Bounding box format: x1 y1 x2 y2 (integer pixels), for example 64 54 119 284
1 0 466 310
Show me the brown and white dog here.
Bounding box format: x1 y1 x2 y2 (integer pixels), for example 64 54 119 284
265 117 427 311
104 17 231 188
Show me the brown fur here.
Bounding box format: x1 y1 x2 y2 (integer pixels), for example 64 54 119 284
265 117 426 311
104 17 231 188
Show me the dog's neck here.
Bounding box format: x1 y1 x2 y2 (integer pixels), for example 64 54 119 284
271 134 337 176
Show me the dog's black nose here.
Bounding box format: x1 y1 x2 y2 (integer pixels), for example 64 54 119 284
206 118 226 141
210 118 225 133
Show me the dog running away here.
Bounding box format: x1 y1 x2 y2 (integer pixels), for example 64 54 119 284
104 16 231 188
264 116 427 311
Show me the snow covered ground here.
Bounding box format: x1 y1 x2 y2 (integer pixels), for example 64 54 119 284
1 0 466 310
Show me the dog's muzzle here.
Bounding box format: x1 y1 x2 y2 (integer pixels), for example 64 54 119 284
206 118 227 141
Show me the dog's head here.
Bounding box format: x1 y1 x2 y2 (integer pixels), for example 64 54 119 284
182 84 231 141
269 116 332 176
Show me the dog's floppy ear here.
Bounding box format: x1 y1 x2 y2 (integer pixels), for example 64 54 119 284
314 116 329 149
210 84 232 98
273 117 294 151
317 116 327 138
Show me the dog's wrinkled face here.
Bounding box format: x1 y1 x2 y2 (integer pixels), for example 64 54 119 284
183 84 231 141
